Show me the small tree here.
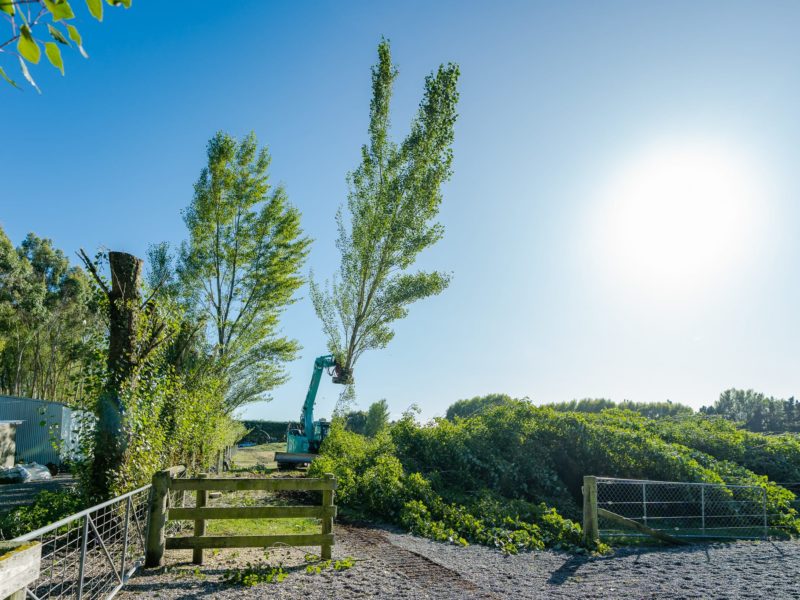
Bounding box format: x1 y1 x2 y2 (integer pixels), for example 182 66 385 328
179 131 311 410
310 39 459 386
364 399 390 437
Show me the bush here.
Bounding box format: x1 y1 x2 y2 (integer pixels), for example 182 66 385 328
313 400 800 553
0 489 85 539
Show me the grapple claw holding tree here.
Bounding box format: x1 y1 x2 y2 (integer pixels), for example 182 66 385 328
310 39 460 402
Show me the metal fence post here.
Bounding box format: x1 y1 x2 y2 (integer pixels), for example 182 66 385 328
76 515 89 600
642 482 647 527
121 495 131 579
762 487 768 538
701 485 706 535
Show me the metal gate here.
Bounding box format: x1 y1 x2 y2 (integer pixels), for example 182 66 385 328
13 485 151 600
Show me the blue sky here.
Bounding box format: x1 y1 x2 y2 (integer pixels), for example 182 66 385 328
2 1 799 421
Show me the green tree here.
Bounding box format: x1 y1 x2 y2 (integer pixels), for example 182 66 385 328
344 409 368 435
445 393 516 421
179 131 311 410
310 39 460 384
364 399 390 437
1 0 132 92
0 228 99 402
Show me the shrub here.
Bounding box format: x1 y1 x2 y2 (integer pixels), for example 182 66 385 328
0 489 85 539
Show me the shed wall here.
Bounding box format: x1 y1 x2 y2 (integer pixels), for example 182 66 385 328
0 396 85 465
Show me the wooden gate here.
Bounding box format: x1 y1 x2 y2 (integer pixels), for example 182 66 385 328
145 467 336 567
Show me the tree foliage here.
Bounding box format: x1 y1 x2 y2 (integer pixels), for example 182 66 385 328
548 398 694 419
445 393 517 421
310 39 460 382
343 410 368 435
179 131 311 410
364 398 390 437
701 388 800 433
0 227 100 401
1 0 132 92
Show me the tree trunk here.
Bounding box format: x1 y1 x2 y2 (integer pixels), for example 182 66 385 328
90 251 143 500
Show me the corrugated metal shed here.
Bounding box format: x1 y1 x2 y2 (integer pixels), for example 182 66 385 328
0 396 87 466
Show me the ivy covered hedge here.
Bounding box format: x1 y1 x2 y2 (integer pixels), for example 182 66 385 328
311 399 800 553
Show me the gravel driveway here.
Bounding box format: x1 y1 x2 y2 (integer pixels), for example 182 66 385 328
120 525 800 599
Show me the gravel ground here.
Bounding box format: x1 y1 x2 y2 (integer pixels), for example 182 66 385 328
119 525 800 599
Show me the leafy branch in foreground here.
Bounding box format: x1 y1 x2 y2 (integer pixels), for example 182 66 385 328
1 0 132 92
310 39 459 387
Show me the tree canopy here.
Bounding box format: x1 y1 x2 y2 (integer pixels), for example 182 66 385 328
311 39 460 386
179 131 311 410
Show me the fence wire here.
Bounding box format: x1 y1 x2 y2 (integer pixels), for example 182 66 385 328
595 477 779 540
14 485 151 600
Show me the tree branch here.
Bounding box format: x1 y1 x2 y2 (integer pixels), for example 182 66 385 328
77 248 110 295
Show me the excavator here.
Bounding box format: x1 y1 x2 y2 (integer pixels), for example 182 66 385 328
275 354 352 469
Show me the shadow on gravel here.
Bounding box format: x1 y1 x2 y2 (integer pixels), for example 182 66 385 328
548 543 722 586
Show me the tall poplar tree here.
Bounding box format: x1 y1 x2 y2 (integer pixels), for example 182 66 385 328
180 131 310 410
310 40 460 381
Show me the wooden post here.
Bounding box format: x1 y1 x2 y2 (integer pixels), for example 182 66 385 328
145 470 170 567
216 450 223 473
582 475 599 545
321 473 335 560
193 473 208 565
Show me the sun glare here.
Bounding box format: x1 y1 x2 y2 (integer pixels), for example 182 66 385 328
594 138 764 296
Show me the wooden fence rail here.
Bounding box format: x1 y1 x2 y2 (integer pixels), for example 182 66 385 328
145 468 337 567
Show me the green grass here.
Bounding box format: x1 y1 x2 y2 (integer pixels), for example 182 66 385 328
207 517 320 536
231 442 286 470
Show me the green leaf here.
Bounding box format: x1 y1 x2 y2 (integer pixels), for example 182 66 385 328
45 42 65 76
48 24 71 46
66 24 88 58
18 56 41 93
43 0 75 21
106 0 132 7
86 0 102 21
0 0 14 16
0 67 21 89
18 25 41 65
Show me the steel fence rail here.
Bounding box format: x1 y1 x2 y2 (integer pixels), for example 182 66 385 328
594 477 791 540
13 485 151 600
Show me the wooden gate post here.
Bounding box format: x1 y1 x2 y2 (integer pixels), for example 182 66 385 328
193 473 208 565
321 473 335 560
145 470 171 567
582 475 599 545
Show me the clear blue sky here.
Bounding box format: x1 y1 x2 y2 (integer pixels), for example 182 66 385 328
3 1 799 421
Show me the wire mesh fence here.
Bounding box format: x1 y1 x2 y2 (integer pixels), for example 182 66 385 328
13 485 151 600
595 477 777 540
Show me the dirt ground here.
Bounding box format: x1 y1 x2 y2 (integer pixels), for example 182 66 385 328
120 523 800 599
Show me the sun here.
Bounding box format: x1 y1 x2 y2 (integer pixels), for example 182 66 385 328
593 138 764 296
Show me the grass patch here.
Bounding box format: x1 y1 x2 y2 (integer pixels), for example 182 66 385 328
206 517 320 537
232 442 286 470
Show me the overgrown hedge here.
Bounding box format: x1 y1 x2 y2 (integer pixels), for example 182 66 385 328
311 400 800 553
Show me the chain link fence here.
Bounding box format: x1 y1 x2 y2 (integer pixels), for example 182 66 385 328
13 485 151 600
595 477 773 540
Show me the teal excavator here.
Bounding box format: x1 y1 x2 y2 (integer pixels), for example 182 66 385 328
275 354 352 469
